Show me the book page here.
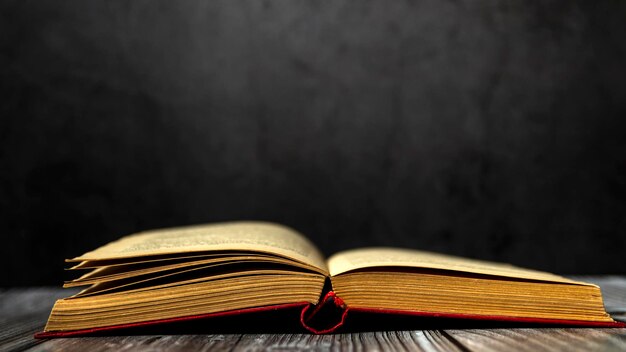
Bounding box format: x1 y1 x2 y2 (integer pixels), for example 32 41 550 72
70 221 328 275
327 247 593 286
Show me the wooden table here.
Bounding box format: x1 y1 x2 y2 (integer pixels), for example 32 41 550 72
2 276 625 351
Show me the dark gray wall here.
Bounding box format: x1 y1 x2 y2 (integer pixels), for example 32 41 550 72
2 1 625 286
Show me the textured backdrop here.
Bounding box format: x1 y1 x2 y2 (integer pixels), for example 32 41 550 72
2 1 626 285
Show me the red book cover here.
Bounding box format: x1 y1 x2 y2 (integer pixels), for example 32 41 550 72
35 290 625 338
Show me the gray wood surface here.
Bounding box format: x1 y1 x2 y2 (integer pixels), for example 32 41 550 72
1 276 625 352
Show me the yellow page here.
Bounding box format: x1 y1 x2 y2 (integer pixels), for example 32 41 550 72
70 221 328 275
327 247 593 286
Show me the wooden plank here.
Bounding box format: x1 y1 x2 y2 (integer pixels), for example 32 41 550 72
0 313 48 352
0 288 78 352
27 331 465 352
446 328 626 352
28 335 244 352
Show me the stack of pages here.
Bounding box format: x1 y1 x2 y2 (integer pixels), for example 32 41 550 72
38 222 622 337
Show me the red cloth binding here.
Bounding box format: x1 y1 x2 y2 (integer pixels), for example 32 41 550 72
300 291 349 334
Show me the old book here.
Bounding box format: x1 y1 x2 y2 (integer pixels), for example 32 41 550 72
37 221 623 337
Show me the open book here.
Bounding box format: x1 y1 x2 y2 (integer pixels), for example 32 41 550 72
37 221 623 337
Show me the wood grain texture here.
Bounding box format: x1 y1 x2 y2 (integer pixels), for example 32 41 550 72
1 277 625 352
0 288 79 352
447 328 626 352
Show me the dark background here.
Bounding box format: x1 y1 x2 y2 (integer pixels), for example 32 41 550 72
2 1 625 286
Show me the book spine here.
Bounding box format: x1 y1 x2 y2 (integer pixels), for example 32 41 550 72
300 291 349 334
